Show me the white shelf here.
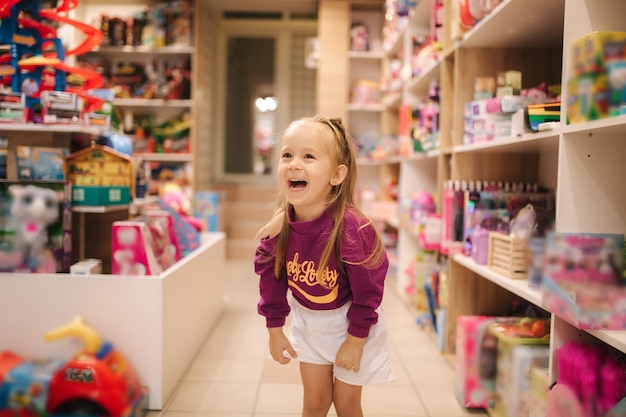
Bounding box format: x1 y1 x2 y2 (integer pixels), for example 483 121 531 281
89 45 195 55
0 123 104 135
457 0 565 49
563 114 626 135
453 130 560 154
113 98 194 108
135 153 192 162
452 253 542 306
72 204 130 213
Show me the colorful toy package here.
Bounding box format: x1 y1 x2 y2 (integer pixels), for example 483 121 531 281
112 221 162 276
541 232 626 329
0 180 72 273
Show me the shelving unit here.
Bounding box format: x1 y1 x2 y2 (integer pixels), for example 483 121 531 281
317 0 626 394
74 0 196 193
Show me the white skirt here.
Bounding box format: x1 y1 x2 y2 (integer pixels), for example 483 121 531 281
287 297 395 386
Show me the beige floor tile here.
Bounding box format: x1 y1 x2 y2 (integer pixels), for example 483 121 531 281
165 414 250 417
362 383 428 416
184 356 265 382
254 383 304 414
166 381 257 414
417 385 488 416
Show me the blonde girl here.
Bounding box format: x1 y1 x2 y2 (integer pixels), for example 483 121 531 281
255 115 394 417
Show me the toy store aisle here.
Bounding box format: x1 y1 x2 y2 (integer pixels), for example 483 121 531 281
147 260 487 417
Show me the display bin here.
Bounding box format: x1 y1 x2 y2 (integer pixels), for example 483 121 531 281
487 232 528 279
0 232 226 410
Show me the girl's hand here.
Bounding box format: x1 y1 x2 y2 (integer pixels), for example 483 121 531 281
335 334 366 372
268 327 297 364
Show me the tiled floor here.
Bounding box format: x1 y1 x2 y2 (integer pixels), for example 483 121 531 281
148 260 487 417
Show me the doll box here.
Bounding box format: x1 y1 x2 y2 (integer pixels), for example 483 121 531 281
455 315 498 409
112 221 162 276
488 232 528 279
541 233 626 330
487 320 550 417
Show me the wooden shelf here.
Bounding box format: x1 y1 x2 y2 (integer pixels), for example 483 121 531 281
563 114 626 135
452 254 542 306
407 58 442 97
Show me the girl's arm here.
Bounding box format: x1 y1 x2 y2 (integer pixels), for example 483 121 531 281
255 236 291 328
342 217 389 338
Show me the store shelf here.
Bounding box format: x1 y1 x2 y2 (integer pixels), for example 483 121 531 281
72 204 130 213
452 253 542 306
586 329 626 353
0 123 104 135
135 153 192 162
89 45 195 55
113 98 194 108
563 114 626 135
457 0 565 49
382 91 402 110
453 130 560 154
407 58 442 97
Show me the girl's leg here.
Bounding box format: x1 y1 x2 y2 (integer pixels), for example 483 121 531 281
300 362 334 417
332 379 363 417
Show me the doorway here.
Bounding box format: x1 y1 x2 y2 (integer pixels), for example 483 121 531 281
214 15 317 184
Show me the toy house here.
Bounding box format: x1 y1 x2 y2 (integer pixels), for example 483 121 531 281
65 145 134 206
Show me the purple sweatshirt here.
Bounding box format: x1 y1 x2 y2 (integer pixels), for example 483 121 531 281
255 206 389 338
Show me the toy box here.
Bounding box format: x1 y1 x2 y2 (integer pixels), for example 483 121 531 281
155 198 200 257
529 367 549 417
0 180 72 273
455 315 498 408
0 92 26 123
194 190 220 232
145 210 181 269
541 233 626 330
570 31 626 77
566 73 609 124
40 91 83 124
488 319 551 417
65 145 134 206
112 221 162 276
15 146 66 181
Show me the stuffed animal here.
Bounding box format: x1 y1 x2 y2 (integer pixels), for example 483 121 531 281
9 184 63 269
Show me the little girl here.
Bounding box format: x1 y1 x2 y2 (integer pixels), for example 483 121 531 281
254 115 394 417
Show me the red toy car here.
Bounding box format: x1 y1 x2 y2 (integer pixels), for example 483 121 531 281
0 317 147 416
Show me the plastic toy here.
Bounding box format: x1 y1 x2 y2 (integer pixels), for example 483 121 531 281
0 317 147 416
0 0 104 119
159 182 204 232
8 184 63 270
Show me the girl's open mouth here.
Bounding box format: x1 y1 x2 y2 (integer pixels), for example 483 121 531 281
289 179 307 190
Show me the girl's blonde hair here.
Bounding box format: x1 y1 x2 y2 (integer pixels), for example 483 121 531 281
257 115 386 285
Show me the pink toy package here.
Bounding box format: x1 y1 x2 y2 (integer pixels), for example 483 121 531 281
455 315 498 408
145 210 182 268
112 221 162 276
541 233 626 329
